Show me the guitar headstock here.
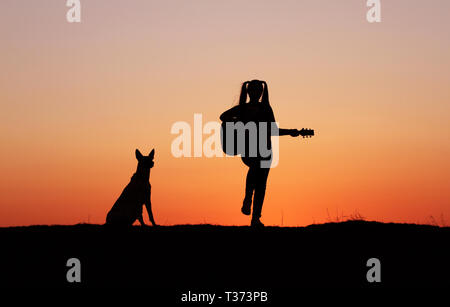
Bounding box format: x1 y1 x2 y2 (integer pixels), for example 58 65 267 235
299 128 314 138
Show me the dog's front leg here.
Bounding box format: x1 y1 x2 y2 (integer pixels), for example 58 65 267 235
138 212 147 226
145 194 157 226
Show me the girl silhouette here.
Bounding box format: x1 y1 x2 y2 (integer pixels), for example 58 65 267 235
220 80 302 227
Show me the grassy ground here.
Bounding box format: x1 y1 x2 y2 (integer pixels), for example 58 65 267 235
0 221 448 289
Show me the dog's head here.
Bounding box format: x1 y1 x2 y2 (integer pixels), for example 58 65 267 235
135 148 155 169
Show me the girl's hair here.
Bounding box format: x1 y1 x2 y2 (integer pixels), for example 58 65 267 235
238 81 250 105
238 80 270 105
261 81 269 105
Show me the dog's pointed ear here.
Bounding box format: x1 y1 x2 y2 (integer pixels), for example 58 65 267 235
135 149 143 160
149 149 155 159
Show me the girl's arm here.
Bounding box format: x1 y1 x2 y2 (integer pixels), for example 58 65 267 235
266 109 299 136
266 105 297 136
220 105 241 121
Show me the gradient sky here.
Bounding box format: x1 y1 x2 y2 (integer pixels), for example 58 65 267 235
1 0 449 226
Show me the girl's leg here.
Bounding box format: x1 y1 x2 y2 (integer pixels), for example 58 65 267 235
242 166 256 215
252 167 270 221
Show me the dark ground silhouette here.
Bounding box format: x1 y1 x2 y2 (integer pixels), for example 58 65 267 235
0 221 448 293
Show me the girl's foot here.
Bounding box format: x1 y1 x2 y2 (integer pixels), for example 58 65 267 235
251 218 264 228
241 197 252 216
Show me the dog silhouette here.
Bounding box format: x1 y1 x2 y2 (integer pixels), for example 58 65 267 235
106 149 157 226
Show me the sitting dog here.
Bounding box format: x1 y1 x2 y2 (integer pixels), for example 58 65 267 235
106 149 157 226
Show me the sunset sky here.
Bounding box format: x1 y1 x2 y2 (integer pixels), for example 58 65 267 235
1 0 449 227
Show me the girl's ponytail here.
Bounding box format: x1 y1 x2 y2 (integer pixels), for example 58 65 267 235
239 81 249 105
261 81 270 105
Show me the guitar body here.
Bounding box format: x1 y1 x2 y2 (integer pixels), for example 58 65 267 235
220 121 239 156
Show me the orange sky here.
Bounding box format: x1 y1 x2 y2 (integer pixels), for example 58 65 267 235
1 0 449 226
